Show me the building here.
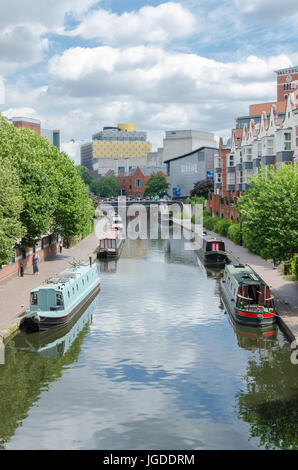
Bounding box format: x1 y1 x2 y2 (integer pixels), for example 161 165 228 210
4 116 61 149
162 130 217 163
117 167 167 198
41 128 61 150
81 124 151 174
0 234 58 283
165 146 218 199
208 66 298 219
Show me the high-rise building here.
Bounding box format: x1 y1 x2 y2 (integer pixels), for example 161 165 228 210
162 130 217 163
81 124 151 173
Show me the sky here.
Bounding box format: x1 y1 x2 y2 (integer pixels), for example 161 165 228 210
0 0 298 162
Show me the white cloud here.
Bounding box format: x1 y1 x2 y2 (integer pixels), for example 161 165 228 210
64 2 196 45
61 140 81 165
235 0 298 20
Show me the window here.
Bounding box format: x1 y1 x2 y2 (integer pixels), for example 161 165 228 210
56 293 63 306
31 293 38 305
135 178 141 187
284 132 291 151
68 291 70 298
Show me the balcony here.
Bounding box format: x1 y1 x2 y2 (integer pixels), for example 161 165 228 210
261 155 275 166
276 151 293 163
227 166 235 173
243 161 253 169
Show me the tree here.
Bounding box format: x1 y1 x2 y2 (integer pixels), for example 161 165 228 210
90 176 120 197
190 179 214 199
76 165 94 186
0 114 94 247
143 173 169 197
0 156 25 264
238 164 298 263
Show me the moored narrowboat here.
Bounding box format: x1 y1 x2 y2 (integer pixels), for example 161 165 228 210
97 229 124 259
22 261 100 332
197 235 228 265
220 263 276 326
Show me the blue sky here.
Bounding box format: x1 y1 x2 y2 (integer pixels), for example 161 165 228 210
0 0 298 161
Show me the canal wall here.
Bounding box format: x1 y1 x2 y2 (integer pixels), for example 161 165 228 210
0 233 99 344
172 218 298 343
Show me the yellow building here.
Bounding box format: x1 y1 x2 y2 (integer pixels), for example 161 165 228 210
81 123 152 169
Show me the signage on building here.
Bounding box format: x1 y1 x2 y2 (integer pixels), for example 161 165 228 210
181 163 197 174
173 187 181 198
206 171 214 180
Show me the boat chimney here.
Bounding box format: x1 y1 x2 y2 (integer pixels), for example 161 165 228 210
89 256 92 267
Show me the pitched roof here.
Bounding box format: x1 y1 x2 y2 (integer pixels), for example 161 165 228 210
163 146 218 163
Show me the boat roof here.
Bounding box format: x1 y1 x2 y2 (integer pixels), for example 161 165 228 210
204 236 224 242
99 229 119 240
32 263 95 291
225 263 265 285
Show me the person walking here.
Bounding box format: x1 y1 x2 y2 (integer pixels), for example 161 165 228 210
32 252 40 275
59 239 63 254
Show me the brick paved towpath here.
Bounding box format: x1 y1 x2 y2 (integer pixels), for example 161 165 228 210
0 233 98 341
173 218 298 342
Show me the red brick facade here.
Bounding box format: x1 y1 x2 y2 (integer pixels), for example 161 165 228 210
117 168 167 197
13 119 41 135
0 235 57 283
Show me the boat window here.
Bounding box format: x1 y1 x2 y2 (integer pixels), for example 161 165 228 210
76 284 79 291
87 276 89 282
68 291 70 298
72 287 75 294
56 293 63 306
31 292 38 305
82 279 85 286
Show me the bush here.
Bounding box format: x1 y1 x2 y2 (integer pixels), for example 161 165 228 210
203 216 219 230
214 218 233 237
227 223 241 245
290 255 298 280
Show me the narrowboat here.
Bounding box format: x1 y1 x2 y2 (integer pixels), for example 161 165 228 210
17 297 97 356
22 261 100 332
197 235 228 265
97 229 124 259
220 263 276 326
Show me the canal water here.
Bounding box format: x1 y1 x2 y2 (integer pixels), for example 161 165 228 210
1 233 297 450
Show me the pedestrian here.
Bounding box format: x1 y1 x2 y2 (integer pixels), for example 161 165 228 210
19 262 24 277
33 252 40 275
59 240 63 254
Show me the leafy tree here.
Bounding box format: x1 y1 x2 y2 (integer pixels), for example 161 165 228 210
90 176 120 197
53 154 95 238
143 172 169 197
190 179 214 199
76 165 94 186
238 164 298 263
0 116 59 247
0 114 94 247
0 157 25 264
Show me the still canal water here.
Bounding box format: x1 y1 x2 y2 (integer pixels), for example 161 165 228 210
1 234 297 450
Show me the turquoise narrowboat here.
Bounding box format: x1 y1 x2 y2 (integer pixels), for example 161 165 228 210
23 261 100 332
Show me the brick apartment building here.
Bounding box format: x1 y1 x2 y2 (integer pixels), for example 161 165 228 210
208 66 298 219
117 167 167 198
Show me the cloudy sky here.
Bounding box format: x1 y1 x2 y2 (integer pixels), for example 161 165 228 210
0 0 298 160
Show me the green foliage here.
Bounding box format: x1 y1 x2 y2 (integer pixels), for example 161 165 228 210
90 176 120 198
143 173 169 197
0 114 94 254
76 165 94 186
227 223 241 245
190 179 214 199
203 215 219 230
0 156 25 264
214 218 233 237
186 196 205 206
289 255 298 280
238 164 298 262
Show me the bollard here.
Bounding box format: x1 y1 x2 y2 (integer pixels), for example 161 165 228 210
89 256 92 267
0 341 5 365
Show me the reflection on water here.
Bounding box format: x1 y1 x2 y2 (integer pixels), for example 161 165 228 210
1 232 297 450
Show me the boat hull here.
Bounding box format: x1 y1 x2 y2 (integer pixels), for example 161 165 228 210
97 239 124 259
220 279 276 327
23 282 101 332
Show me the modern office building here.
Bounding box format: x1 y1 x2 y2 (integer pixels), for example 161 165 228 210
165 146 217 199
41 128 61 150
162 130 217 163
81 124 151 173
